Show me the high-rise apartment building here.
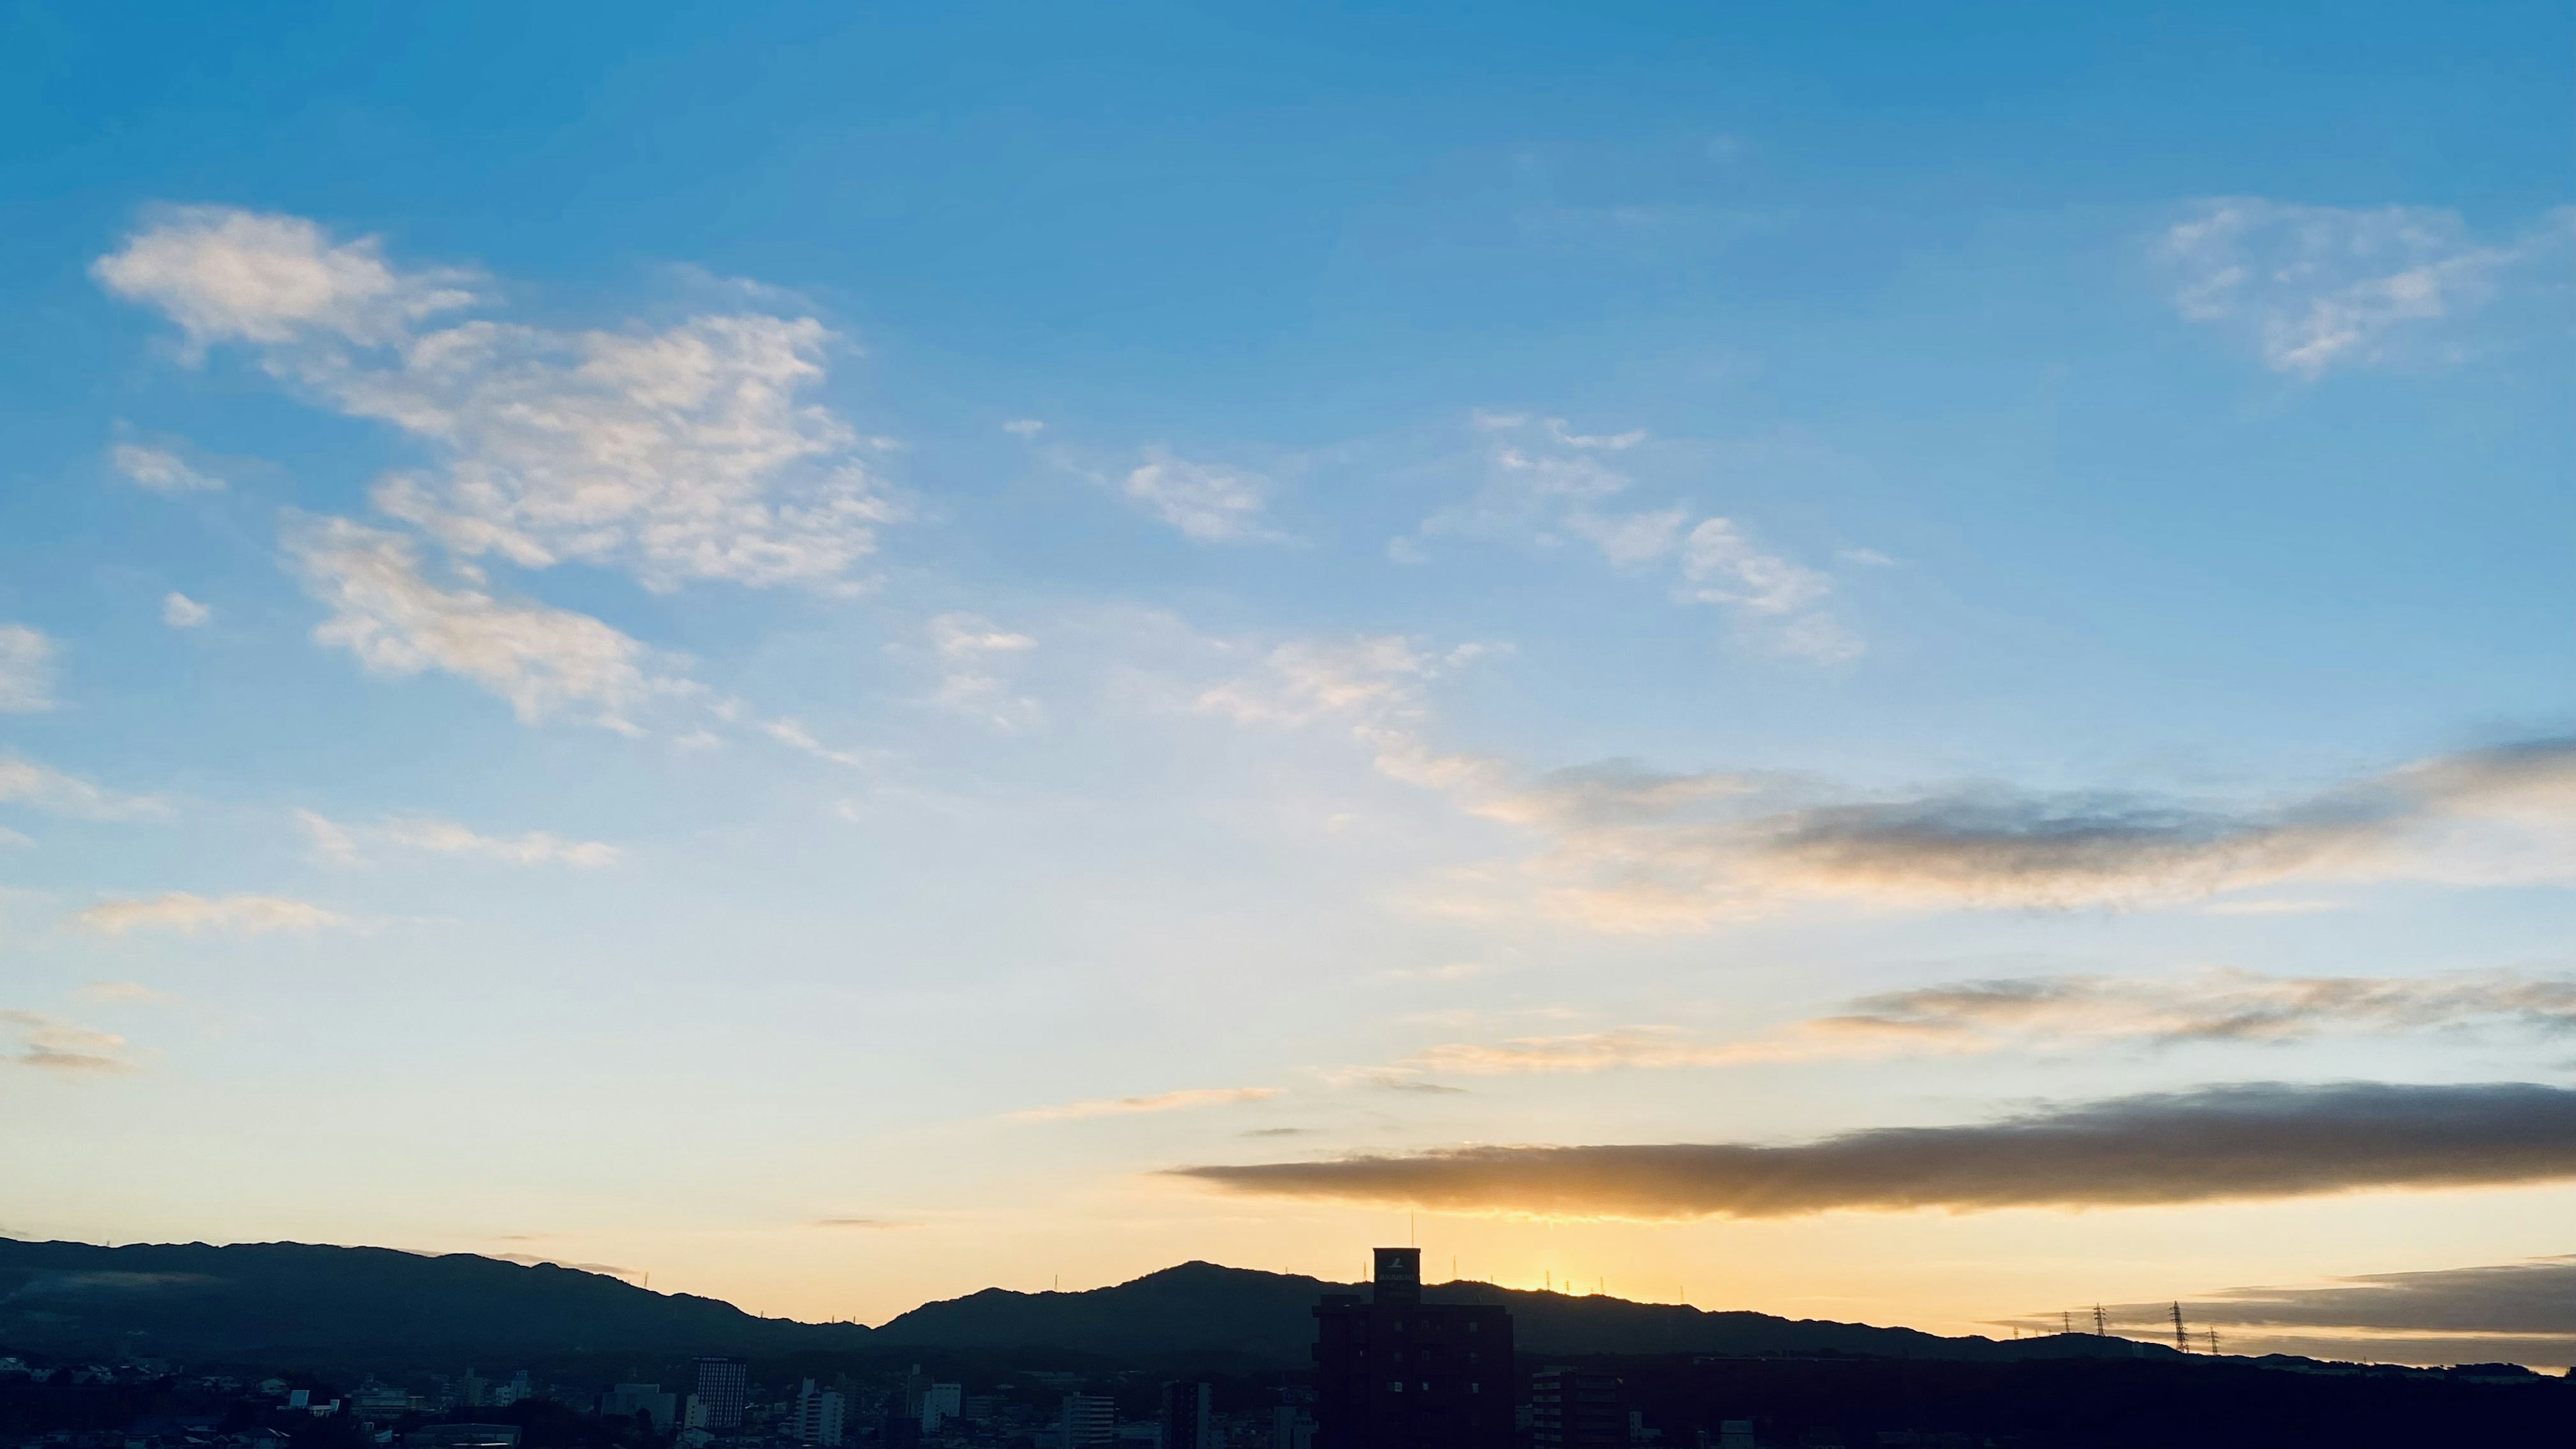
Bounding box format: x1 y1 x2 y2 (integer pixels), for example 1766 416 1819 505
1161 1383 1213 1449
1060 1394 1116 1449
1313 1248 1513 1449
920 1385 963 1434
692 1358 749 1431
795 1380 847 1447
1527 1370 1621 1449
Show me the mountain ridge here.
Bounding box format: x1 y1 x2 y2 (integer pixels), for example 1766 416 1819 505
0 1239 2175 1368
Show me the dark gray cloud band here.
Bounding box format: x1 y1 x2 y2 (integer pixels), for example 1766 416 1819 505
1170 1081 2576 1219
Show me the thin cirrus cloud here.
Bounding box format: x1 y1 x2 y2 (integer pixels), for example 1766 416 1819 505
1387 968 2576 1081
94 205 896 592
2161 197 2576 376
296 808 621 868
0 625 58 712
76 892 345 936
1195 631 2575 928
923 612 1042 734
108 441 225 494
161 593 211 629
1433 735 2576 930
1009 1086 1283 1122
1407 414 1857 662
1120 447 1277 543
1 1009 139 1073
0 754 167 821
1168 1080 2576 1220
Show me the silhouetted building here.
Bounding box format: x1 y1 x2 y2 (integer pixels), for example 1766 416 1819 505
1062 1395 1117 1449
604 1385 678 1431
692 1358 749 1430
1529 1368 1621 1449
1313 1248 1513 1449
407 1428 519 1449
1162 1383 1214 1449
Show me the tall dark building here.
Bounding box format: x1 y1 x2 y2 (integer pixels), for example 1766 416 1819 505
1528 1369 1622 1449
1161 1382 1214 1449
1313 1248 1513 1449
692 1357 749 1431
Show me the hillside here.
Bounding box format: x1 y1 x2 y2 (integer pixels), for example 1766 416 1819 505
1 1241 2172 1370
0 1239 871 1364
873 1260 2178 1365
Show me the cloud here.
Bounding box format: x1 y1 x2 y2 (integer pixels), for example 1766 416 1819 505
923 612 1042 733
490 1252 643 1281
0 1010 140 1073
1413 415 1857 659
161 592 211 629
1391 968 2576 1081
1121 447 1275 542
1170 1081 2576 1220
110 442 225 494
2161 199 2576 376
1012 1086 1282 1122
0 626 58 712
79 981 182 1006
286 515 680 731
98 206 894 590
1436 735 2576 929
0 755 167 821
296 808 621 867
78 892 345 936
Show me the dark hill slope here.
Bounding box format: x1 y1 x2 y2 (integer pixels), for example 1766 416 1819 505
0 1239 870 1363
871 1261 2179 1366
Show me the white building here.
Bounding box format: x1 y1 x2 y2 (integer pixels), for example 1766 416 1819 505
919 1383 962 1435
796 1380 847 1446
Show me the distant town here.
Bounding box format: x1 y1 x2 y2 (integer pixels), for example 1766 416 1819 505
1 1247 2568 1449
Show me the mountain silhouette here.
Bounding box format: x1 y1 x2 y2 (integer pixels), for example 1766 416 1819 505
0 1238 868 1362
0 1240 2171 1368
873 1260 2174 1363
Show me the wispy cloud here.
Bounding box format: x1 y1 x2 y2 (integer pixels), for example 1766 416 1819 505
160 592 212 629
1407 415 1856 660
1011 1086 1282 1122
78 892 345 936
1432 735 2576 930
0 626 58 712
1387 967 2576 1081
1120 447 1277 543
2161 199 2576 376
1171 1081 2576 1220
0 1010 140 1073
808 1217 923 1229
923 612 1042 733
79 981 182 1006
97 206 896 591
0 755 167 821
109 441 225 494
296 808 621 868
286 515 684 732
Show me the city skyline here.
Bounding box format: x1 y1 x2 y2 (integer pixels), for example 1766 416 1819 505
1 1 2571 1371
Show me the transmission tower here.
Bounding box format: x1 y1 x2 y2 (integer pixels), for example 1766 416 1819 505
2092 1304 2107 1336
2171 1302 2188 1352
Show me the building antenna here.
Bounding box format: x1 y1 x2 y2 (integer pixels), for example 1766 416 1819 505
2171 1302 2188 1353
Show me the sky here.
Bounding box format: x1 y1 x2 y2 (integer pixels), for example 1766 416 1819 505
2 0 2573 1369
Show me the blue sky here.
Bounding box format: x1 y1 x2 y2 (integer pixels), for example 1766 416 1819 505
3 1 2573 1364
